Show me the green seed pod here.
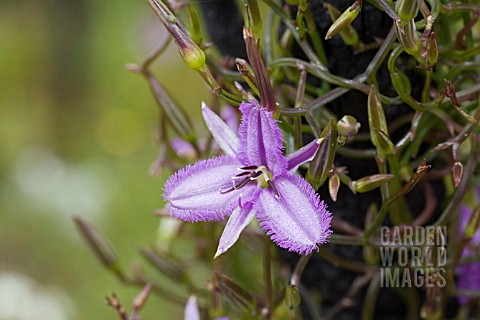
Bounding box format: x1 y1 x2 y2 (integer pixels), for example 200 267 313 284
138 247 186 283
368 85 393 155
396 0 421 22
465 205 480 240
179 46 206 71
354 174 395 193
367 85 388 134
325 2 361 41
426 32 438 66
395 20 421 56
372 128 395 155
285 285 301 311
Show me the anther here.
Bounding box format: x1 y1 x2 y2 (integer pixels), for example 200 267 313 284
232 171 251 179
234 176 251 189
267 180 281 199
239 165 258 171
249 171 263 180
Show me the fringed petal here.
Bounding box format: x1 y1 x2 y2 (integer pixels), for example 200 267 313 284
255 173 332 255
237 100 287 176
164 155 255 222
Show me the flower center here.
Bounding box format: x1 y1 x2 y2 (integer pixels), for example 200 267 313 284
219 165 280 199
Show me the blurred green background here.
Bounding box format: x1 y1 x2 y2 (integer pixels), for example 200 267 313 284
0 0 210 318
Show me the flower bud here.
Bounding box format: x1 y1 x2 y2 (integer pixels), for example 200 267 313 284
354 174 395 193
324 2 359 47
337 115 361 137
243 0 262 40
187 4 202 45
132 283 153 311
395 20 421 56
73 217 121 275
325 1 361 41
214 273 256 313
328 171 340 202
148 0 206 70
306 119 338 189
452 161 464 188
244 28 278 116
138 247 186 283
390 70 414 108
284 285 301 311
396 0 421 23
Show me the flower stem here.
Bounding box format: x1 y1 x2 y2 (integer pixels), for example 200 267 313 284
290 254 312 286
263 236 273 319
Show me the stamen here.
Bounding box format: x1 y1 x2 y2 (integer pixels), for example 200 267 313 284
234 176 251 189
239 165 258 171
232 171 251 179
267 180 280 199
220 186 235 194
249 171 262 180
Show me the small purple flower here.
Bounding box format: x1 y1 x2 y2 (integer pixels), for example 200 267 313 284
163 100 332 257
457 188 480 305
184 296 200 320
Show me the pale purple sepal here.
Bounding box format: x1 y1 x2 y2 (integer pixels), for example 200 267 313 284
214 202 255 259
164 156 250 222
221 105 239 134
202 103 239 156
255 173 332 255
184 295 200 320
286 138 321 171
238 101 287 177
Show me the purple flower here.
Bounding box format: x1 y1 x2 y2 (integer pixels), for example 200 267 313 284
184 296 200 320
163 100 332 257
457 188 480 305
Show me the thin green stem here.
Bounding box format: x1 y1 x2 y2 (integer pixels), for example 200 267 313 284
263 236 273 319
364 162 430 241
290 254 312 286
